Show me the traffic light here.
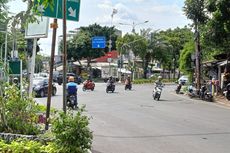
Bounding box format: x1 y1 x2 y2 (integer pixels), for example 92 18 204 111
27 39 33 57
27 39 40 57
117 59 123 68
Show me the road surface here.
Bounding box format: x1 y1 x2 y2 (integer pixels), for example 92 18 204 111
36 83 230 153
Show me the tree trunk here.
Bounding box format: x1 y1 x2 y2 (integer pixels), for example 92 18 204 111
87 57 91 75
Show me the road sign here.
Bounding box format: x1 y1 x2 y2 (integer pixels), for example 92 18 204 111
9 60 21 75
25 16 49 39
34 0 81 22
107 53 112 57
92 37 106 49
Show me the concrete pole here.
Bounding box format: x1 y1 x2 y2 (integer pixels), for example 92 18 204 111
4 32 7 68
28 38 37 97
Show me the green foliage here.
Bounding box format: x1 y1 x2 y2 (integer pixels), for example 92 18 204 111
204 0 230 52
179 41 195 74
133 78 176 84
0 139 57 153
51 107 93 153
0 84 41 135
184 0 207 25
61 23 117 68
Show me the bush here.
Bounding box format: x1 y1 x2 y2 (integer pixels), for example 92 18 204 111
0 84 41 135
0 139 57 153
133 78 176 84
51 106 93 153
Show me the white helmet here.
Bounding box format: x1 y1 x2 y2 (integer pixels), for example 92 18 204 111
158 76 162 79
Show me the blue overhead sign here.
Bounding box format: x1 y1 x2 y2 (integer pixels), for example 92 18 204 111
92 36 106 49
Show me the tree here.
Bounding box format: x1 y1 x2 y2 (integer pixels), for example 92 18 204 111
116 33 148 79
184 0 207 89
62 24 118 71
179 40 195 81
159 27 193 79
204 0 230 54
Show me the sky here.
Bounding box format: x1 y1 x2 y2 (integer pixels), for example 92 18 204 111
8 0 190 56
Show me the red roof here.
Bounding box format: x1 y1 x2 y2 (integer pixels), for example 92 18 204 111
95 51 118 62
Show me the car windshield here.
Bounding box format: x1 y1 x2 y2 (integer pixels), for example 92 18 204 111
33 78 45 85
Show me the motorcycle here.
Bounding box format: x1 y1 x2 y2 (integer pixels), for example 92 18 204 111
224 83 230 100
152 85 163 101
67 95 77 110
200 85 213 102
106 82 115 93
175 83 182 94
125 80 132 90
82 80 95 91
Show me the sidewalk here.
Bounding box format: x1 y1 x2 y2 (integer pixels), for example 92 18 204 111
213 95 230 107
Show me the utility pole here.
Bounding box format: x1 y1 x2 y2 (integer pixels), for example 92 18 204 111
195 21 201 90
45 19 58 130
62 0 67 114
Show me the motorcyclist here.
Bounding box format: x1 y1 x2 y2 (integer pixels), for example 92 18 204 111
125 75 131 85
155 76 163 87
66 76 78 106
107 76 114 84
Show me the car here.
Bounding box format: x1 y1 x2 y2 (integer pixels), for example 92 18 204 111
33 77 57 97
178 75 189 85
57 73 82 85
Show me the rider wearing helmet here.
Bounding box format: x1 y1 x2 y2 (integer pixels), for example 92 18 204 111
66 76 78 105
108 76 114 83
155 76 163 87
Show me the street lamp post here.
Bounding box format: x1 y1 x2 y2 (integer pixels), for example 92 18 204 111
109 9 118 52
119 20 149 33
119 20 149 80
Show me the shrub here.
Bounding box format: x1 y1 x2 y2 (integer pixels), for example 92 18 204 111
51 106 93 153
0 84 41 135
0 139 56 153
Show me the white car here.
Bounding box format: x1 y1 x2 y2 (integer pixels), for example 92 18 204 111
178 75 188 85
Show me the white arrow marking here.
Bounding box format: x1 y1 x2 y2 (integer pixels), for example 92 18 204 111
68 7 76 17
97 44 100 48
37 4 45 13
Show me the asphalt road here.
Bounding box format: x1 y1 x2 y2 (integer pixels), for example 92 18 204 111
35 83 230 153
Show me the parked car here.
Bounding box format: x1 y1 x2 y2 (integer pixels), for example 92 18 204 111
33 77 57 97
57 73 82 85
178 75 189 85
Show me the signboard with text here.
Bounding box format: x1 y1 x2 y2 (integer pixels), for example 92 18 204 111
34 0 81 22
92 36 106 49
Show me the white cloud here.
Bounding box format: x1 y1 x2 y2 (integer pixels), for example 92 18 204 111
7 0 190 55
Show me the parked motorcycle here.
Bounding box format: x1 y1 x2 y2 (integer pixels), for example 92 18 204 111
187 85 199 98
175 83 182 94
152 85 163 101
67 95 77 110
82 80 95 91
106 82 115 93
224 83 230 100
200 85 213 102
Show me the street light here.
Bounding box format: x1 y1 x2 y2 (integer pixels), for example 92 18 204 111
109 8 118 52
119 20 149 33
